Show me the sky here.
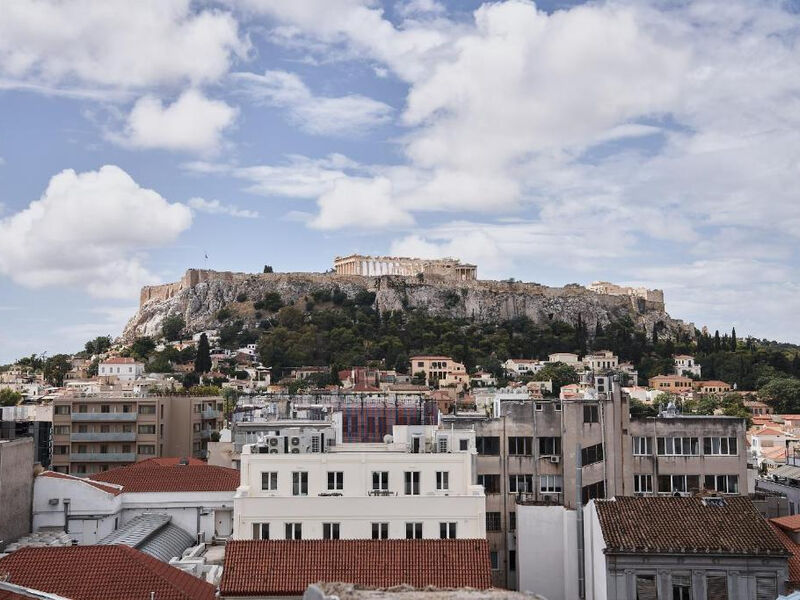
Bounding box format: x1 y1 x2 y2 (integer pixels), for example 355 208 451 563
1 0 799 364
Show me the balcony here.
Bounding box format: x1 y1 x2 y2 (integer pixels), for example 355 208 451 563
70 452 136 463
71 413 138 422
199 429 216 440
201 408 220 420
70 432 136 442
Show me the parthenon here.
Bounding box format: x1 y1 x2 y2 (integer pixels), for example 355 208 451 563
333 254 477 281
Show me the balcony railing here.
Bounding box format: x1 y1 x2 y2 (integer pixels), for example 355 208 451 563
368 489 396 497
199 429 215 440
201 408 220 420
70 413 138 422
69 452 136 463
70 432 136 442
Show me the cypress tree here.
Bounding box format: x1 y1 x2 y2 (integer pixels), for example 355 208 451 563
731 327 737 351
194 333 212 373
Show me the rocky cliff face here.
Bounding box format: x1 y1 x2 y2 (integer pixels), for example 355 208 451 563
122 269 693 341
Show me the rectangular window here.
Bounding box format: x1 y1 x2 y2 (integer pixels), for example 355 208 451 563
436 471 449 491
261 472 277 491
138 445 155 455
508 437 533 456
371 522 389 539
489 551 499 570
311 435 321 453
439 522 456 539
538 437 561 456
632 436 652 456
509 511 516 531
478 474 500 494
634 474 653 494
539 475 563 493
323 523 340 540
405 522 422 539
582 481 605 503
404 471 420 495
53 426 70 435
656 437 700 456
658 474 700 494
486 512 501 531
437 437 448 453
54 405 71 415
755 576 776 600
509 550 516 572
372 471 389 491
635 575 657 600
100 405 110 413
138 404 156 415
137 424 156 435
327 471 343 491
53 445 69 455
459 439 469 451
672 574 691 600
476 436 500 455
703 474 739 494
292 472 308 496
703 436 738 456
583 405 599 423
285 523 302 540
581 443 604 466
535 402 544 411
252 523 269 540
554 402 562 412
706 575 729 600
509 474 533 493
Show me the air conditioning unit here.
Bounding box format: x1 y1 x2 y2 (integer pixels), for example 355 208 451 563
542 494 559 504
48 498 59 506
549 455 560 464
290 437 300 446
269 449 278 454
291 448 300 454
269 437 279 447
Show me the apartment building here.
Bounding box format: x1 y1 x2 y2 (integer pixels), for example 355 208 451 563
234 424 485 542
444 375 748 589
51 392 224 475
648 374 694 392
409 355 467 387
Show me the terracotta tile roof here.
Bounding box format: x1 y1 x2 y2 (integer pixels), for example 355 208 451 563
772 514 800 533
754 427 790 437
594 496 788 556
770 522 800 588
0 545 216 600
39 471 123 496
220 539 492 596
89 457 239 493
101 357 136 365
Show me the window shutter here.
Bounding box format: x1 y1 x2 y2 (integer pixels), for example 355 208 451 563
636 575 657 600
707 575 729 600
756 576 776 600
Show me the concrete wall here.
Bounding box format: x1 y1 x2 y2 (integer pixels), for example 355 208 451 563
584 502 608 600
516 504 578 600
0 438 33 549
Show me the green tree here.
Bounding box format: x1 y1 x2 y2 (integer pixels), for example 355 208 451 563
130 337 156 360
532 362 578 395
43 354 71 386
731 327 737 351
760 378 800 413
194 333 212 373
0 388 22 406
84 336 112 355
629 398 658 418
161 315 186 341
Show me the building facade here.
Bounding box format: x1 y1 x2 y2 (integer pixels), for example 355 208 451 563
0 438 34 550
333 254 477 280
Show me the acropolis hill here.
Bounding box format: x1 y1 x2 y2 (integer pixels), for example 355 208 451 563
124 256 688 341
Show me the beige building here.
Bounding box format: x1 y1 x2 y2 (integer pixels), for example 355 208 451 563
333 254 477 280
51 393 224 475
582 350 618 371
409 356 467 388
694 379 732 394
648 374 694 392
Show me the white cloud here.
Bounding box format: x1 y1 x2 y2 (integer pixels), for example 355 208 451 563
0 165 192 298
0 0 247 92
310 177 413 230
188 197 259 219
119 89 238 154
233 70 392 135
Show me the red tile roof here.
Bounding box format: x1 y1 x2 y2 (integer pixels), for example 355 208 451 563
220 539 491 596
594 496 788 556
101 357 137 365
772 514 800 533
770 522 800 589
39 471 123 496
0 545 216 600
89 457 239 493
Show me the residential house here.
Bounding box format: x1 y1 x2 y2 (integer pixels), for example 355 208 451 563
503 359 544 378
674 354 702 378
648 374 694 393
97 357 144 381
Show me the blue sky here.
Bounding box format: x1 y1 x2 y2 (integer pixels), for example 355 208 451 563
1 0 799 363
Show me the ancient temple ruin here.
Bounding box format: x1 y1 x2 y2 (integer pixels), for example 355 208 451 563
333 255 477 281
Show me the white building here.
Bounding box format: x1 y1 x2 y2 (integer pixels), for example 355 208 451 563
674 354 702 378
583 351 619 372
548 353 581 365
503 359 544 378
98 358 144 381
234 425 485 541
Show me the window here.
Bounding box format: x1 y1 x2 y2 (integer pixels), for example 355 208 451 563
581 443 604 466
53 426 70 435
372 471 389 491
508 437 532 456
53 445 69 455
405 522 422 539
582 481 605 503
261 472 278 491
459 439 469 451
292 472 308 496
100 405 110 413
327 471 343 491
658 474 700 494
706 575 728 600
138 445 155 455
311 435 321 453
489 551 499 571
509 550 516 572
535 402 544 411
54 405 70 415
704 474 739 494
703 436 738 456
672 574 691 600
285 523 302 540
478 474 500 494
538 437 561 456
755 576 776 600
439 522 456 539
138 424 156 435
509 511 516 531
436 471 449 491
371 522 389 539
634 474 653 494
486 512 501 531
437 437 448 453
138 404 156 415
539 475 563 493
583 405 599 423
657 437 700 456
252 523 269 540
509 474 533 493
404 471 420 495
635 575 657 600
554 402 562 412
476 436 500 455
632 436 652 456
323 523 340 540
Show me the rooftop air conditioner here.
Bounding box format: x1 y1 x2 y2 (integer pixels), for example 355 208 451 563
269 437 278 447
291 437 300 446
269 449 278 454
291 448 300 454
